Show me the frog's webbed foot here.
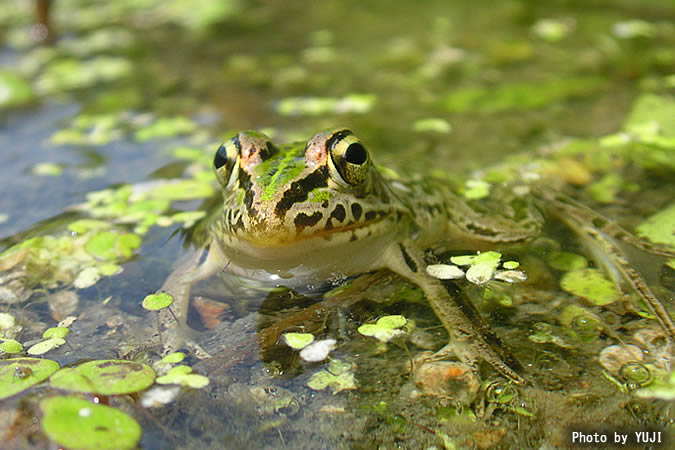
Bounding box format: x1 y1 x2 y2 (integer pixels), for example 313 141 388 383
384 242 526 385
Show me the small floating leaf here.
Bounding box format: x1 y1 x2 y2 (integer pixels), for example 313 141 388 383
426 264 465 280
546 251 588 271
0 358 60 400
73 267 102 288
635 203 675 248
49 360 155 395
27 338 66 355
158 352 185 365
142 292 174 311
0 339 23 354
40 396 141 450
560 268 620 305
283 332 315 350
43 327 70 339
358 315 408 342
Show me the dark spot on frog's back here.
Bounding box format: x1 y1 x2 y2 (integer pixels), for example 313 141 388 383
330 204 346 223
294 212 323 232
351 203 362 220
274 167 328 218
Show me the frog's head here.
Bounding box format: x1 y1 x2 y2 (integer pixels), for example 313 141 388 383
213 129 394 249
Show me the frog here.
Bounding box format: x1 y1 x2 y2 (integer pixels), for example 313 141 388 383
160 128 675 385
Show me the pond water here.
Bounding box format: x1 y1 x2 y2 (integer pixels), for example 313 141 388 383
1 0 674 448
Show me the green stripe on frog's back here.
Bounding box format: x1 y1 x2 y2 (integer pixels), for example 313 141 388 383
255 144 307 204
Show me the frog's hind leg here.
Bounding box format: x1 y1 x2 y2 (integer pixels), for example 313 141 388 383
538 189 675 342
383 242 526 384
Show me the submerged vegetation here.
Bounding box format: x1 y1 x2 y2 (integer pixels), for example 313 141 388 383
1 0 674 448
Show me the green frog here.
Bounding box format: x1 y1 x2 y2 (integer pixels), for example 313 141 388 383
161 128 675 384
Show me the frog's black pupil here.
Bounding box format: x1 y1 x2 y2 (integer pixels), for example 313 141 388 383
344 143 367 165
214 144 228 169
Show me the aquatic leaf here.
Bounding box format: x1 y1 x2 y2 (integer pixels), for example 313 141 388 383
426 264 465 280
0 70 33 108
0 339 23 354
67 219 110 234
145 180 214 200
412 118 452 133
532 18 573 42
635 371 675 401
0 313 16 331
158 352 185 365
32 162 63 176
283 332 315 350
307 360 357 393
49 360 155 395
613 20 656 39
463 180 490 200
635 203 675 248
358 315 408 342
134 116 197 141
440 77 606 113
73 266 102 288
560 268 620 305
142 292 174 311
156 365 209 388
546 251 588 271
43 327 70 339
27 338 66 355
40 396 141 450
502 261 519 269
0 358 60 400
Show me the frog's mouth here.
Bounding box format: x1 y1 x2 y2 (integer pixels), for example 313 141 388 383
216 218 397 281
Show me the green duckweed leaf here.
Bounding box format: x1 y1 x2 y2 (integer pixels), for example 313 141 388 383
0 313 16 331
546 251 588 271
307 361 357 394
43 327 70 339
0 71 33 108
412 118 452 133
440 77 606 113
156 365 209 388
0 339 23 354
560 268 620 305
134 116 197 142
635 203 675 248
145 180 214 200
358 315 408 342
40 396 141 450
142 292 174 311
283 332 315 350
67 219 111 234
32 162 63 176
158 352 185 365
27 338 66 355
0 358 60 400
73 266 102 288
49 360 155 395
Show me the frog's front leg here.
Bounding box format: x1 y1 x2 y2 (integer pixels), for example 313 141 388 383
383 241 526 384
157 240 228 352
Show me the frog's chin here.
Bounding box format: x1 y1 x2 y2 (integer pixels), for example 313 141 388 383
216 227 396 282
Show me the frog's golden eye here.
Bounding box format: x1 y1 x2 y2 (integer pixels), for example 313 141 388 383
328 130 370 185
213 137 239 187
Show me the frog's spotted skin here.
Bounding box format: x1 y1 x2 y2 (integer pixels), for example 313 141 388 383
215 129 397 248
161 128 675 384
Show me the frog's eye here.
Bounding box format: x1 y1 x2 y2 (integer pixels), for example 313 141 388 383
213 138 239 187
328 130 370 185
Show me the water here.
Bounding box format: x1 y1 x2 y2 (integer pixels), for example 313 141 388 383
1 0 674 448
